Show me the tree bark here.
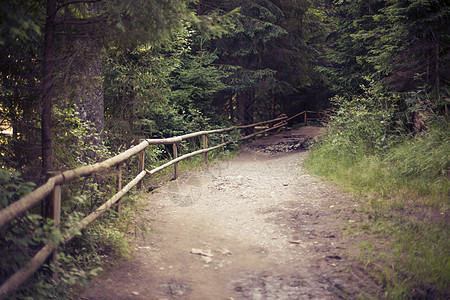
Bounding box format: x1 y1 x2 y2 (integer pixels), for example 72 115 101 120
41 0 57 176
197 0 203 15
435 40 440 92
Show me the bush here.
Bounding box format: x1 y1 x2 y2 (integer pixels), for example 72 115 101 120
304 87 449 298
0 169 131 299
323 85 399 156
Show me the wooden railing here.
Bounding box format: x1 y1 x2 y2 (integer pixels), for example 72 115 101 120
0 115 288 299
286 110 330 124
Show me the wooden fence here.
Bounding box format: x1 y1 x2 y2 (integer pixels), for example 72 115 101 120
285 110 330 124
0 115 289 299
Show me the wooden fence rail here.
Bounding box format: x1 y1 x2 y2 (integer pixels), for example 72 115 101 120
0 115 288 299
285 110 330 124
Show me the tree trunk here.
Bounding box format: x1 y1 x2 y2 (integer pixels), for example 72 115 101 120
435 41 440 92
197 0 203 15
41 0 57 176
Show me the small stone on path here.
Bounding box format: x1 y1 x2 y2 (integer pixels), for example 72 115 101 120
190 248 213 257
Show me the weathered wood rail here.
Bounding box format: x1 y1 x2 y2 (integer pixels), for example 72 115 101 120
285 110 330 124
0 115 289 299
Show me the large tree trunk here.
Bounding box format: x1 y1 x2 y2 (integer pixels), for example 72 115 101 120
41 0 57 176
41 0 57 218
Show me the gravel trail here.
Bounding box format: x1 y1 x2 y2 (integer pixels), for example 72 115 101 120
79 126 382 300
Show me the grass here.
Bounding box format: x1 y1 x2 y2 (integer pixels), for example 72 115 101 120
304 124 450 299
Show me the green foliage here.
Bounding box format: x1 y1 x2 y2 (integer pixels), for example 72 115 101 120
316 0 379 94
0 0 43 46
0 169 114 299
315 84 399 157
215 0 291 111
170 47 229 120
0 168 35 207
0 170 54 299
53 105 111 168
355 218 449 299
0 2 42 175
387 120 449 180
65 216 130 262
384 120 450 206
367 0 449 92
305 84 449 298
321 0 449 95
1 220 56 299
196 0 330 122
0 1 253 299
104 19 239 157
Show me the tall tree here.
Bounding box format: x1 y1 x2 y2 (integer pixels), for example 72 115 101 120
198 0 288 126
197 0 327 125
41 0 57 174
39 0 195 174
0 0 44 177
317 0 385 94
321 0 449 97
366 0 449 93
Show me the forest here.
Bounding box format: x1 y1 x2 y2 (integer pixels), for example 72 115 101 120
1 0 449 299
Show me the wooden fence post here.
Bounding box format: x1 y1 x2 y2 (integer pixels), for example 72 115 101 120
202 134 208 165
173 143 178 179
115 163 123 214
41 171 58 219
304 111 307 124
137 139 145 190
50 184 61 281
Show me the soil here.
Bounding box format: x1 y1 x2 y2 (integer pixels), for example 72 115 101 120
78 126 383 300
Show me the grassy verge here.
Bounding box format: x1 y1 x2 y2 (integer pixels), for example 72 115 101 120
304 125 449 299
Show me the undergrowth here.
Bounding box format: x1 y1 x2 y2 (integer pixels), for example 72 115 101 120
304 86 449 299
0 170 144 299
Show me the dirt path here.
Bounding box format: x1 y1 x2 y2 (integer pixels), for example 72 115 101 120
79 126 382 300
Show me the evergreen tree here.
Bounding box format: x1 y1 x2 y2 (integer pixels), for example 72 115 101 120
0 0 44 177
322 0 449 98
211 0 289 126
366 0 449 94
317 0 386 94
198 0 328 125
37 0 195 175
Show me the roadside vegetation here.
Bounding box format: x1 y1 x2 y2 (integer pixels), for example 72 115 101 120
304 1 449 297
304 87 449 298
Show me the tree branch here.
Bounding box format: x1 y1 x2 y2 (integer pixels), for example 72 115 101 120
55 27 111 37
56 0 103 13
55 15 108 26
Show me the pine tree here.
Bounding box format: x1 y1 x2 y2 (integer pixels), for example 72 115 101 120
0 0 44 177
38 0 195 174
367 0 449 93
322 0 449 97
